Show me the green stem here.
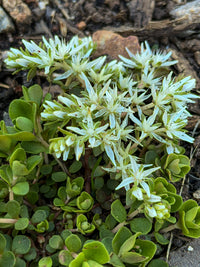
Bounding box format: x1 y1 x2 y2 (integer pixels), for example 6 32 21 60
112 221 128 234
127 208 141 220
160 223 179 233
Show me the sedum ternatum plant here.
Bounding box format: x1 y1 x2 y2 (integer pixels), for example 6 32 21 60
0 35 198 266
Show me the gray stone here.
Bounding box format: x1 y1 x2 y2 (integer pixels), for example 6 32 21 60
167 238 200 267
0 7 14 33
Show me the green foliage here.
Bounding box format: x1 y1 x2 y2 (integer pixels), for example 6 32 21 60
0 34 198 266
178 199 200 238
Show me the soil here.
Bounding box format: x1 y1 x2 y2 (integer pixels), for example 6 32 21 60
0 0 200 266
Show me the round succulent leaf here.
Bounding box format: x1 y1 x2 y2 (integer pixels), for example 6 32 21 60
99 225 114 240
26 190 39 205
118 233 141 257
40 164 53 175
26 155 42 172
0 233 6 254
83 241 110 264
69 252 85 267
28 84 43 105
53 198 65 207
31 210 47 224
121 251 147 264
49 235 64 250
35 220 49 233
61 229 72 241
59 250 73 266
38 256 53 267
130 218 152 235
0 135 13 154
23 247 37 262
148 259 169 267
12 235 31 254
12 182 29 196
77 191 94 211
101 237 113 254
94 177 104 190
21 141 48 154
135 239 157 265
13 257 26 267
109 253 125 267
58 186 68 200
66 176 84 198
154 232 169 245
52 172 67 182
6 200 20 218
69 161 82 174
112 227 132 255
0 251 15 267
9 148 26 166
65 234 82 252
87 260 104 267
111 199 127 223
105 214 117 230
12 161 29 176
9 99 33 121
15 117 34 132
14 218 29 231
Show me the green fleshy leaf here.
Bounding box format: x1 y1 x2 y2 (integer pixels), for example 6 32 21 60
15 117 34 132
109 253 125 267
148 259 169 267
83 241 110 264
65 234 82 252
23 248 37 262
135 239 157 266
9 99 33 121
59 250 73 266
0 251 15 267
12 235 31 254
69 161 82 174
111 199 127 223
14 218 29 230
38 257 53 267
14 257 26 267
21 141 48 154
31 210 47 224
49 235 64 250
6 200 20 218
27 84 43 105
118 233 141 257
52 172 67 182
69 252 85 267
0 233 6 254
130 218 152 235
12 161 29 176
26 155 42 172
77 191 94 211
112 227 132 255
12 182 29 196
154 232 169 245
121 252 146 264
9 148 26 166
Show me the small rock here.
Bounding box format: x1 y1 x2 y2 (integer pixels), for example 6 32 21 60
0 7 15 34
170 0 200 22
194 51 200 66
92 30 140 60
76 21 86 31
187 246 194 252
2 0 32 30
193 189 200 199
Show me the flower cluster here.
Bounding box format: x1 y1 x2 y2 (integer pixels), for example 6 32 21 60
5 35 197 219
